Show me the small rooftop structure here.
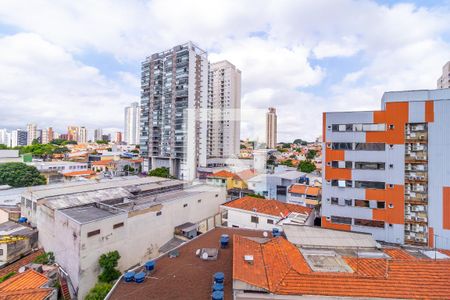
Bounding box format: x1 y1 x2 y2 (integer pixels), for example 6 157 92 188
288 184 320 196
283 224 378 249
59 203 126 224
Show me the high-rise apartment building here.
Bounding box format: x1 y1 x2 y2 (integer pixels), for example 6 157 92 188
94 129 103 142
140 42 209 181
11 129 27 147
114 132 123 144
78 127 87 144
26 123 37 145
437 61 450 89
67 126 79 142
207 60 241 159
322 88 450 249
0 129 9 146
266 107 277 149
124 102 140 145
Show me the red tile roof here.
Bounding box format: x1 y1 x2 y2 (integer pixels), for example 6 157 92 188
0 269 53 300
208 170 236 179
235 169 258 181
92 159 114 166
63 170 95 177
222 196 312 217
0 250 44 277
289 184 320 196
233 235 450 299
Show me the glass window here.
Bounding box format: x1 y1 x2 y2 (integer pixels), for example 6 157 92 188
87 229 100 237
332 143 352 150
267 219 274 224
344 199 353 206
377 202 386 209
355 199 370 207
251 216 259 223
331 197 339 205
355 162 385 170
331 216 352 225
354 181 385 189
354 143 385 151
354 218 385 228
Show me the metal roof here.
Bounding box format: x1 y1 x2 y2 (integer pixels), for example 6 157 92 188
283 224 377 249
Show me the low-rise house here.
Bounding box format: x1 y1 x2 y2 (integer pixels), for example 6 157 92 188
63 170 96 181
247 170 306 201
27 161 89 184
232 225 450 299
221 196 313 230
287 183 321 208
0 221 38 267
0 269 57 300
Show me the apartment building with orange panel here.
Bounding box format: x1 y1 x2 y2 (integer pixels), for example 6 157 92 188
322 88 450 249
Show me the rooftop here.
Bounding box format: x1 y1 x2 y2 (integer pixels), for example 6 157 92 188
208 170 236 179
288 184 320 196
59 203 126 224
109 227 269 300
222 196 312 218
232 234 450 299
63 170 95 177
0 221 35 238
0 249 44 277
0 269 53 300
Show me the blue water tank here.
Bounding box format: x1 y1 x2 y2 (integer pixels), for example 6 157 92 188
212 283 224 291
272 228 281 237
18 217 27 223
212 290 224 300
220 234 229 248
145 260 155 271
306 177 310 185
124 271 135 282
134 272 146 283
213 272 224 283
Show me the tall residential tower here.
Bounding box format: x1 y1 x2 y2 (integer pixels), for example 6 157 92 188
124 102 140 145
140 42 209 181
266 107 277 149
26 123 37 145
207 60 241 159
322 88 450 249
437 61 450 89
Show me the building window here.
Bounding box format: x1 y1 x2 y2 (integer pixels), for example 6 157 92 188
215 194 218 197
354 162 385 170
267 219 274 224
183 203 188 208
354 143 385 151
344 199 353 206
354 218 385 228
331 197 339 205
354 181 385 189
156 211 162 216
87 229 100 237
113 222 124 229
0 249 3 256
355 199 370 208
332 143 352 150
377 202 386 209
331 216 352 225
331 161 352 168
251 216 259 224
331 180 352 188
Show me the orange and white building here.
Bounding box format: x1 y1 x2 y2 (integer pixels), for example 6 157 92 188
322 88 450 249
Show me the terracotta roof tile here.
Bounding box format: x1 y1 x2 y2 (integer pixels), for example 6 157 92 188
223 196 312 217
235 169 258 181
208 170 236 179
383 248 417 260
233 236 450 299
0 250 44 278
92 160 114 166
0 269 53 300
63 170 95 177
289 184 320 196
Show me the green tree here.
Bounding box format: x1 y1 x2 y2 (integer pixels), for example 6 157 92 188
0 163 46 187
96 140 108 145
0 272 16 283
247 193 265 199
306 150 317 160
0 144 8 150
98 251 121 283
85 282 112 300
293 139 308 145
52 147 70 154
298 160 316 173
63 140 77 145
148 167 173 178
31 139 40 145
33 252 55 265
50 139 65 145
280 159 293 167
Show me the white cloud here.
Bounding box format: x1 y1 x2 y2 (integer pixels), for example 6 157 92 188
0 33 134 133
0 0 449 142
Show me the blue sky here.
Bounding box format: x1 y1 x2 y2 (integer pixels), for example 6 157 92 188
0 0 449 141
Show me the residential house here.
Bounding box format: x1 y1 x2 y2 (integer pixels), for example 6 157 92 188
287 183 321 208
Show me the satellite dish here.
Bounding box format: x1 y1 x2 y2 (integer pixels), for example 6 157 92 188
195 249 201 256
201 252 209 260
263 232 268 238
